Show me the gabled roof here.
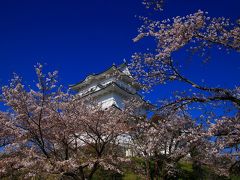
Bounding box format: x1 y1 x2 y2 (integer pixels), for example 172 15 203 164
69 63 141 91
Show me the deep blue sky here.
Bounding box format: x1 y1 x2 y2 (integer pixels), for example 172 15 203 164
0 0 239 104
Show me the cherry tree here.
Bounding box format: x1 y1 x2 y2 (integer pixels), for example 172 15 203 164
0 112 14 148
131 9 239 108
207 113 240 176
128 111 206 179
0 64 131 179
130 0 240 177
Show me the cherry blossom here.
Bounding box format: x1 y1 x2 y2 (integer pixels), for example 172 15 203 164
0 64 132 179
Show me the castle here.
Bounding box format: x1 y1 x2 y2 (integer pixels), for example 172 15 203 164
70 63 147 112
70 63 149 156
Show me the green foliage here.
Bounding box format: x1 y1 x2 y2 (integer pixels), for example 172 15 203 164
230 175 240 180
178 162 193 173
92 168 122 180
177 161 235 180
123 172 142 180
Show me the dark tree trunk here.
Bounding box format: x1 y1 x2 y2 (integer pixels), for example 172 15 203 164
230 160 240 176
192 160 204 180
145 159 151 180
62 172 81 180
154 159 160 179
78 166 86 180
87 162 99 180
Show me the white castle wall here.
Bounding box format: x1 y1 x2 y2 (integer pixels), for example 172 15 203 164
96 93 124 109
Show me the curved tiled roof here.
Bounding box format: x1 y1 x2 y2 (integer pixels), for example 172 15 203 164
69 63 141 91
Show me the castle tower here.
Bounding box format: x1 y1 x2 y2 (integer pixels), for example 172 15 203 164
70 63 148 112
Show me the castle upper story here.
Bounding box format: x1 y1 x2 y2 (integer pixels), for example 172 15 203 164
70 63 148 110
